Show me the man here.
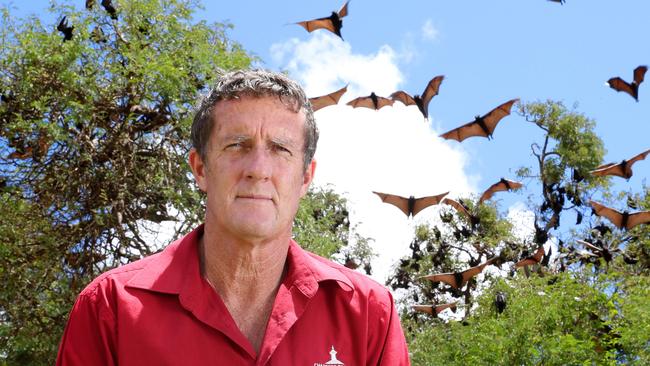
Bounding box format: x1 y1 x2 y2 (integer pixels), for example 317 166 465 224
56 69 410 365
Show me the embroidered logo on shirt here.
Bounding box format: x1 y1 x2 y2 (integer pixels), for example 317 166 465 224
313 345 345 366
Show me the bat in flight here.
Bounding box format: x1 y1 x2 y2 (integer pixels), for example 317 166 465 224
478 178 523 204
514 246 546 268
589 200 650 230
548 0 565 4
441 197 480 227
390 75 445 119
420 257 497 289
57 16 74 41
607 65 647 102
296 1 349 39
439 99 518 142
412 302 458 316
590 148 650 180
347 92 393 110
372 191 449 218
309 85 348 112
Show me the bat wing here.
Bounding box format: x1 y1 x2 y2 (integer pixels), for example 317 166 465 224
479 181 506 203
419 75 445 116
442 198 471 219
514 246 545 268
412 305 435 315
372 191 410 216
309 85 348 112
626 211 650 230
627 148 650 167
346 96 375 109
347 95 393 110
590 162 626 178
420 272 458 288
481 98 519 135
460 261 491 284
337 1 350 18
390 91 416 106
411 191 449 217
376 96 394 109
634 65 648 85
577 239 602 253
607 77 635 97
439 119 489 142
589 200 624 229
296 18 335 34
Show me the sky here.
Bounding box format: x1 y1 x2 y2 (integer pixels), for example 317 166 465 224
6 0 650 284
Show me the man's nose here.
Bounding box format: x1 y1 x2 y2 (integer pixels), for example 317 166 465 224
243 147 272 181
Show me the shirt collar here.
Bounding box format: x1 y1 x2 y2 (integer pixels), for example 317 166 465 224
125 225 354 296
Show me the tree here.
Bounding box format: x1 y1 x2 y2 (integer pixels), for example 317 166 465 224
0 1 256 363
396 101 650 364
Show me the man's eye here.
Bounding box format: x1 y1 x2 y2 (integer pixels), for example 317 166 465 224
225 142 243 149
273 145 292 155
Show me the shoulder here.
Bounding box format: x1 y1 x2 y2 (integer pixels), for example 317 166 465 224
305 250 396 307
77 251 161 300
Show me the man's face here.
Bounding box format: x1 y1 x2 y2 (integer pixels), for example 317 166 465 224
190 95 315 243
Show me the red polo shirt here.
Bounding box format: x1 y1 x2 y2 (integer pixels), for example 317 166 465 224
56 225 410 365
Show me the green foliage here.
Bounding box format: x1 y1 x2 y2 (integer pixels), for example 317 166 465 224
405 271 650 365
0 0 254 363
294 186 375 272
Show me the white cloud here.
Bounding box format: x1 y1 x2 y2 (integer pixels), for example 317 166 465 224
271 33 475 283
507 201 535 242
421 19 439 42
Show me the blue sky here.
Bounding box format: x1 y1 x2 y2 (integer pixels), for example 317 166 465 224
6 0 650 281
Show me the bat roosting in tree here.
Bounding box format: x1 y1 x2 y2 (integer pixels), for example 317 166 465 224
309 85 348 112
296 1 349 39
101 0 118 20
372 191 448 218
347 92 393 110
412 302 458 316
514 246 546 268
590 148 650 180
589 200 650 230
420 257 497 289
607 65 647 102
57 16 74 41
390 75 445 119
439 98 518 142
479 178 523 204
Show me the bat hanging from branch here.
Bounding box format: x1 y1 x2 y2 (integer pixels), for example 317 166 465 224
607 65 647 102
412 302 458 316
590 148 650 180
57 16 74 41
390 75 445 119
372 191 449 218
309 85 348 112
439 98 519 142
347 92 393 110
478 178 523 204
295 1 349 39
101 0 118 20
589 200 650 230
420 257 497 289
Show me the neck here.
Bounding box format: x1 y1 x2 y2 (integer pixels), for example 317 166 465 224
199 228 290 299
199 228 291 353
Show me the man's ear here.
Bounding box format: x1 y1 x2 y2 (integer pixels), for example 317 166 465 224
300 159 316 197
189 148 208 192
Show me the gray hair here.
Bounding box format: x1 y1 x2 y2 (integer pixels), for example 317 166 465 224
191 69 318 171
